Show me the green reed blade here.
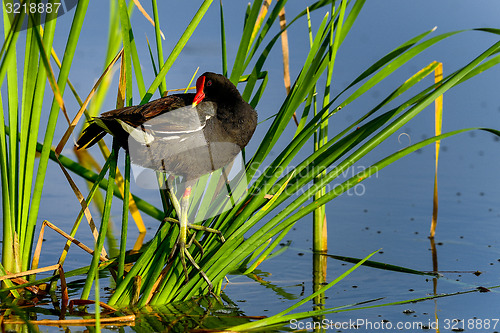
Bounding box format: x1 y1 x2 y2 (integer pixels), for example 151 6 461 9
219 0 227 77
108 220 174 305
0 94 14 273
152 0 167 95
117 0 135 105
117 151 130 283
33 141 164 220
22 2 59 273
230 249 378 331
184 38 500 298
56 158 112 271
142 0 213 104
81 140 118 300
229 0 262 84
87 0 123 118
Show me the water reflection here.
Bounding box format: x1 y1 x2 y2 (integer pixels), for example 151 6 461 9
312 251 327 331
0 294 266 332
429 237 440 333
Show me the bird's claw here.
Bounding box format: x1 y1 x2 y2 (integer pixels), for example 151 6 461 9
167 232 213 292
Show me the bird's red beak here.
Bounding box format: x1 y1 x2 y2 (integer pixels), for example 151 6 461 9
192 75 206 107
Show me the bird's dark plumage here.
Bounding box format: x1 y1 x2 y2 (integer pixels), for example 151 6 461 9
76 72 257 181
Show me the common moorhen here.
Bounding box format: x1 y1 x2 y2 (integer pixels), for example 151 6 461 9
76 72 257 286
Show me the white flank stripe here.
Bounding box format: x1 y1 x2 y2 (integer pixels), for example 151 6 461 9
117 120 155 144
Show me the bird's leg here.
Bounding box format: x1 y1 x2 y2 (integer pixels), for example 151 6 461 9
186 232 205 257
164 177 225 246
167 216 226 245
164 217 205 256
164 184 218 292
184 223 226 244
178 186 190 281
171 187 215 291
165 184 182 264
184 248 213 291
165 181 202 254
166 179 181 219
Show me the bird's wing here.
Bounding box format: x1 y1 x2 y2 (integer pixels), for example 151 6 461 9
99 94 194 128
115 101 216 146
142 101 216 135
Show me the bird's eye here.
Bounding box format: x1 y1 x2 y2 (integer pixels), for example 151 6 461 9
206 80 212 87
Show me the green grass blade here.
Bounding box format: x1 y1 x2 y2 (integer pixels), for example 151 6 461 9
22 4 60 272
1 0 19 273
117 151 131 282
3 5 18 245
18 14 38 238
185 38 500 298
56 158 112 269
313 0 347 251
339 29 460 111
265 62 443 207
24 0 90 273
241 0 288 71
230 249 379 331
223 15 333 233
0 4 24 90
117 0 135 105
87 0 123 118
81 141 119 300
244 223 294 274
108 221 174 305
219 0 227 77
336 0 365 44
119 0 145 98
0 95 14 273
246 12 331 177
229 0 263 84
152 0 167 95
249 70 267 108
142 0 213 104
243 0 335 73
325 254 435 276
282 128 500 235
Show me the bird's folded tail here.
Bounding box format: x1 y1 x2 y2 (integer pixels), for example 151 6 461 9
75 122 107 150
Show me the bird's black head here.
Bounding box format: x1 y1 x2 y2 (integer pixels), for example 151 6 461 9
192 72 241 107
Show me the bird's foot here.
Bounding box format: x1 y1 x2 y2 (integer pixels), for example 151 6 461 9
164 217 205 256
166 234 214 292
186 222 226 244
164 217 226 256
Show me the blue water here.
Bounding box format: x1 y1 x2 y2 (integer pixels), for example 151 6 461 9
2 1 500 332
